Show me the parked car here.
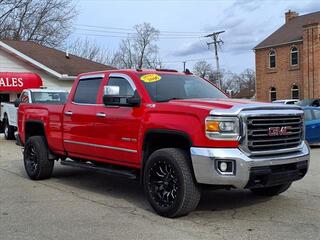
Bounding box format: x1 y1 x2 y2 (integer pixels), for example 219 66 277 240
0 89 68 140
302 106 320 144
272 99 300 105
17 69 310 217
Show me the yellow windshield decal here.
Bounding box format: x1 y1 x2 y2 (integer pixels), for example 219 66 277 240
140 74 162 83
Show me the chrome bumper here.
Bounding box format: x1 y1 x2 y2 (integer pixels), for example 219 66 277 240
190 141 310 189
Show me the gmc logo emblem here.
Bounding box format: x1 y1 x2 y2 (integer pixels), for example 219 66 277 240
268 126 290 136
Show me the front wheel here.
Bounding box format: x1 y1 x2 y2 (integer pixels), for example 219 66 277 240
250 182 292 196
4 117 15 140
144 148 201 218
24 136 54 180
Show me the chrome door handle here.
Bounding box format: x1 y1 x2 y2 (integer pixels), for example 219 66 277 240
96 112 106 118
64 111 73 116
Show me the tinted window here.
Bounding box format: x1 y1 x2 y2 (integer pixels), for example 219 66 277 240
107 77 134 96
313 110 320 119
304 110 313 121
140 74 227 102
31 92 68 104
73 78 102 104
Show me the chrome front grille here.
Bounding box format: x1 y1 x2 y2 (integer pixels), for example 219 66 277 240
246 115 303 153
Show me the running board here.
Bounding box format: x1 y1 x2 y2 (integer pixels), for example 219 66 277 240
60 159 137 180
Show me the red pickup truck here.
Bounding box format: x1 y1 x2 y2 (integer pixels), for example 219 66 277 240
18 69 310 217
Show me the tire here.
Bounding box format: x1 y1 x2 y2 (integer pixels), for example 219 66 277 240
3 116 15 140
250 182 292 196
23 136 54 180
144 148 201 218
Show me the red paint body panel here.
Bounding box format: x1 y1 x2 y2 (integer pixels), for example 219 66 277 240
18 70 248 169
0 72 42 92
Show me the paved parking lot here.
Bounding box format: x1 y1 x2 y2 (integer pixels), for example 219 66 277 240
0 134 319 240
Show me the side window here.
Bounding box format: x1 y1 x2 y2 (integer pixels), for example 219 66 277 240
73 78 102 104
107 77 135 96
20 92 29 103
313 110 320 119
304 110 313 121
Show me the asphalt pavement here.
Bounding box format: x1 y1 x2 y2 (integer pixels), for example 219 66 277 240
0 134 319 240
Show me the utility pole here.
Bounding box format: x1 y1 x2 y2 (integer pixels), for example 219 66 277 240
204 31 225 88
182 61 186 71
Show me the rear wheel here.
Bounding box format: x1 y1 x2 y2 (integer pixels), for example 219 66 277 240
250 182 292 196
144 148 201 218
3 116 14 140
24 136 54 180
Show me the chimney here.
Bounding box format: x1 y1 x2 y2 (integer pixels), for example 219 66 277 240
285 10 299 23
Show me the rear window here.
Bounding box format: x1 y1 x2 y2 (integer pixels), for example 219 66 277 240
73 78 102 104
31 92 68 104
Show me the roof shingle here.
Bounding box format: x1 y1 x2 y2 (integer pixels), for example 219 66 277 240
1 40 116 76
255 11 320 49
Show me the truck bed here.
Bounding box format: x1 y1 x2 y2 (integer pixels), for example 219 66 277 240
18 103 65 153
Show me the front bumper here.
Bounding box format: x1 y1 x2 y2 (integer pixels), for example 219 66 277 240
190 141 310 189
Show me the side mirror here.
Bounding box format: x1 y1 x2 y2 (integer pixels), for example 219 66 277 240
103 87 141 107
14 99 21 107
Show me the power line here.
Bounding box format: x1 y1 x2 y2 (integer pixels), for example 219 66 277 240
71 32 201 39
75 23 209 35
74 27 204 37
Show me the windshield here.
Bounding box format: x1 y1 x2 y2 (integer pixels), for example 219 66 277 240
31 92 68 104
140 74 227 102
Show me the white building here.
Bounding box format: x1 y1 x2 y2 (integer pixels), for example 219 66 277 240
0 40 115 101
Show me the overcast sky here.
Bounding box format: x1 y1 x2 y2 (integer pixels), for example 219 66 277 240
73 0 320 73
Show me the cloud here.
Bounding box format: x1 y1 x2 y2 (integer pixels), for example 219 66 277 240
171 41 208 57
288 0 320 14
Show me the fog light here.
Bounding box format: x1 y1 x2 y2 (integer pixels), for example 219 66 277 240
216 160 235 175
219 162 228 172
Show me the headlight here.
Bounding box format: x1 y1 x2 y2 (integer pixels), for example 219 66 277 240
205 116 240 140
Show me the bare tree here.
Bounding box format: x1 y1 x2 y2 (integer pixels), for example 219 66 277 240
113 23 161 69
67 38 117 65
220 68 256 98
193 60 213 78
0 0 77 47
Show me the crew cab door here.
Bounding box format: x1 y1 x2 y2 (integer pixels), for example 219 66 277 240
63 74 104 158
93 73 143 167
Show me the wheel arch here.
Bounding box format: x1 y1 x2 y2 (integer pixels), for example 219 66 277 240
141 129 193 182
24 120 47 142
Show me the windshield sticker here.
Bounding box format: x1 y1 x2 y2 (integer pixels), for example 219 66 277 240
140 74 161 83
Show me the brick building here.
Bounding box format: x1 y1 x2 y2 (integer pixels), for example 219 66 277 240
254 10 320 102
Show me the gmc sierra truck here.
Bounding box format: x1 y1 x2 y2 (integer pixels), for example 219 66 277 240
18 69 310 217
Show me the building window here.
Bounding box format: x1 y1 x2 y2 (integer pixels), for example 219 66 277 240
291 85 299 99
290 46 298 66
269 49 276 68
270 87 277 101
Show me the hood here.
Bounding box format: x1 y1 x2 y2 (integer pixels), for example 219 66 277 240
166 98 303 115
167 98 259 111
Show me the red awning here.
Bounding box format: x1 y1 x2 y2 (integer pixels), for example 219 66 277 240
0 72 43 92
